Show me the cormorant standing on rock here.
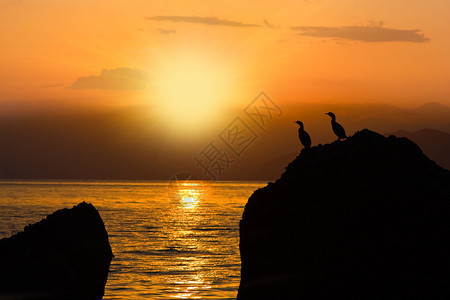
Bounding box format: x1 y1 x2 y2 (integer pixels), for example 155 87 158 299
295 121 311 148
325 112 347 140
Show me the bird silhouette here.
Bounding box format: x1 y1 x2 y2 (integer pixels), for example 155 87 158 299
295 121 311 148
325 112 347 140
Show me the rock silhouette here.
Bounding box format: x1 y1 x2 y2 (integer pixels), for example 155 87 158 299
0 202 113 300
238 129 450 299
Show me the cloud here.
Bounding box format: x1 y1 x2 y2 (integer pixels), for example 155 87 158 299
157 28 177 34
264 19 275 28
70 68 150 90
291 25 430 43
147 16 260 27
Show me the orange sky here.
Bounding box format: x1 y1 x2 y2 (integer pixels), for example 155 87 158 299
1 0 450 179
1 0 450 119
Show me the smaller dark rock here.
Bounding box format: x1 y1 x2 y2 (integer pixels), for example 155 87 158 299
0 202 113 300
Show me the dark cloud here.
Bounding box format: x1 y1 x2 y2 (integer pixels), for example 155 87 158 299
291 25 430 43
147 16 260 27
70 68 150 90
157 28 177 34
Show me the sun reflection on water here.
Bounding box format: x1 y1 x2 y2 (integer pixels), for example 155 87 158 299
164 179 216 297
167 175 204 209
181 197 197 208
169 274 206 299
177 182 201 209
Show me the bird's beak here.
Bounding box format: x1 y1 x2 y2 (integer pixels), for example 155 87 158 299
324 113 328 115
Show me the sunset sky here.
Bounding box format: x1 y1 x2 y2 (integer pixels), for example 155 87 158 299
2 0 450 108
1 0 450 179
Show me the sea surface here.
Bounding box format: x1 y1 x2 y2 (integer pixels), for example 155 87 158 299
0 180 265 299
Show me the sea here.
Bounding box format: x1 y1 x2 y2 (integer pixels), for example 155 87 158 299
0 180 266 299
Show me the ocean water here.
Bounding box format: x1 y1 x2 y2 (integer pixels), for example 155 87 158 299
0 180 265 299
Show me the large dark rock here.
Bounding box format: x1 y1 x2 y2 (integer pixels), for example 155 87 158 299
238 129 450 299
0 202 113 300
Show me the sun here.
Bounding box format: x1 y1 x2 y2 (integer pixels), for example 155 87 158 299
153 54 233 134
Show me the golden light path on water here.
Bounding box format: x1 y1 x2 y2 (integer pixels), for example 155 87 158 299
0 180 266 299
167 180 208 298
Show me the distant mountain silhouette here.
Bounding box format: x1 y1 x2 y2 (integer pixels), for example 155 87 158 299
238 129 450 299
0 202 113 300
412 102 450 116
386 128 450 170
1 102 450 180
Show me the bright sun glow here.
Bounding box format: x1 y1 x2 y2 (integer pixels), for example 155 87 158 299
153 55 233 134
